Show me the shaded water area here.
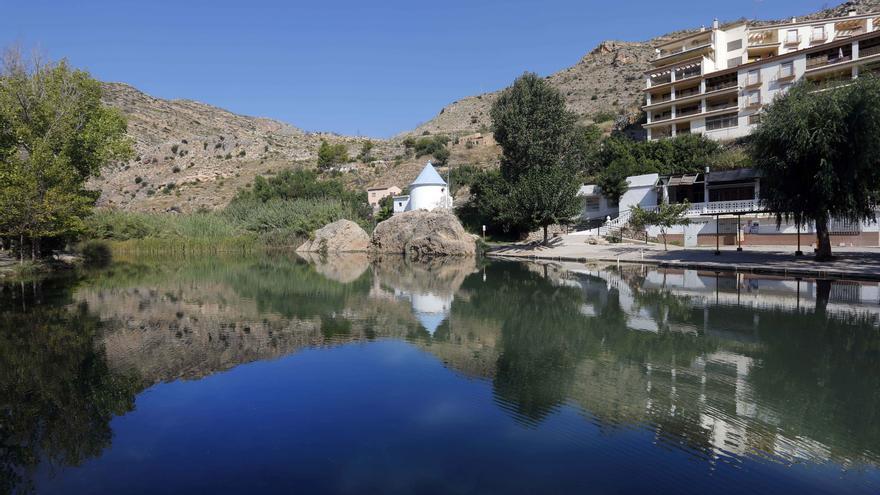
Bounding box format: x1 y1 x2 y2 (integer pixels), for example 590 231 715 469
2 253 880 494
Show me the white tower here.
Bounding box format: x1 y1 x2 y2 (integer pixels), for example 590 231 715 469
406 162 449 212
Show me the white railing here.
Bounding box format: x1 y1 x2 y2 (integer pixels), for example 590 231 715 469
602 199 763 231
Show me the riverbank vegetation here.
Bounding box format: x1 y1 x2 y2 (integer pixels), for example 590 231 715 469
86 169 373 253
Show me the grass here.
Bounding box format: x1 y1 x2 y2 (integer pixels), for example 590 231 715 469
86 198 368 255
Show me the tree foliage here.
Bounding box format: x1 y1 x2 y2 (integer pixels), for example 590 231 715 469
317 140 349 169
593 133 722 201
749 77 880 260
464 73 583 242
628 202 690 250
0 49 132 258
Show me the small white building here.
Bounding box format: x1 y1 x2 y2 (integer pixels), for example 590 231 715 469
393 162 451 215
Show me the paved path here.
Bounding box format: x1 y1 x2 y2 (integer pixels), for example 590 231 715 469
488 235 880 280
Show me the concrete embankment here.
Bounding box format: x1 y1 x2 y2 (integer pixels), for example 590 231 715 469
488 236 880 281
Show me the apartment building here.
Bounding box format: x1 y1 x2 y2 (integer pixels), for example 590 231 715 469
644 10 880 141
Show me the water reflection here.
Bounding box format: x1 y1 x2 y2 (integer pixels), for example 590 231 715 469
1 255 879 493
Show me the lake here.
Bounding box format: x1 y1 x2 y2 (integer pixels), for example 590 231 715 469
2 253 879 494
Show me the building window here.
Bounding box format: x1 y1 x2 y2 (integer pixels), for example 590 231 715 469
727 39 743 51
779 61 794 79
727 57 741 68
748 114 761 125
786 29 799 44
706 113 739 131
584 197 600 211
812 25 826 42
747 69 761 86
747 90 761 106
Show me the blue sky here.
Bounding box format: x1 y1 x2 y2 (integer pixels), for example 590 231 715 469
3 0 833 137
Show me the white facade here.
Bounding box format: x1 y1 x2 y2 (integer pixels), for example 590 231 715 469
392 162 451 215
645 10 880 141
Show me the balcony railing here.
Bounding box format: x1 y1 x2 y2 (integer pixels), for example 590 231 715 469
706 100 738 112
859 43 880 58
744 76 762 88
705 79 738 92
676 86 701 98
676 106 701 117
777 69 796 81
609 199 763 229
652 113 672 122
806 54 852 69
783 35 802 46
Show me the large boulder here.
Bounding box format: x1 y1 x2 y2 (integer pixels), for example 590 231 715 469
296 219 370 253
372 210 476 257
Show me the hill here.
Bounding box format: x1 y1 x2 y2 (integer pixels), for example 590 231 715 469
408 0 880 137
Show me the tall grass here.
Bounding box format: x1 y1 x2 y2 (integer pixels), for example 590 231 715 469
86 198 367 254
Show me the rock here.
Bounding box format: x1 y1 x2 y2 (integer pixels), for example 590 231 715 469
296 219 371 253
371 210 476 258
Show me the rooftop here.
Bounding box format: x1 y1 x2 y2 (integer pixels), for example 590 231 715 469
411 162 447 186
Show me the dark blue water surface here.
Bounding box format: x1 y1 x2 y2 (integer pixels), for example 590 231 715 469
2 254 879 494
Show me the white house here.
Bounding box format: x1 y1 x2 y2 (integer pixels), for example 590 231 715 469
393 162 451 215
577 167 880 248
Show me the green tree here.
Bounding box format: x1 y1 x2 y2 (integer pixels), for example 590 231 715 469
488 73 584 242
491 72 580 182
431 145 450 167
628 202 690 250
375 194 394 223
317 140 349 170
357 140 374 163
749 77 880 261
0 49 132 260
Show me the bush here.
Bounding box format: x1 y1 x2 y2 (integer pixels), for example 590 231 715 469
79 240 112 266
413 135 449 158
317 140 349 169
592 110 616 123
134 176 143 184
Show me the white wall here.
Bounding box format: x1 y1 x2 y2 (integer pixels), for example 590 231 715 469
619 174 660 215
407 184 447 211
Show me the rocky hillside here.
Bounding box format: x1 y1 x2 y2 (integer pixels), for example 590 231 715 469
410 0 880 137
94 82 395 212
92 1 880 212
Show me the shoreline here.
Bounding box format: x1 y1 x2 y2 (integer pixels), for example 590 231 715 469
487 239 880 281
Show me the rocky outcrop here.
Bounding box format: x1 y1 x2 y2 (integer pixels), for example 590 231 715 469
296 219 371 253
371 211 476 257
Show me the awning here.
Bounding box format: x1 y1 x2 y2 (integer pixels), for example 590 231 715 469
667 174 701 186
707 168 761 183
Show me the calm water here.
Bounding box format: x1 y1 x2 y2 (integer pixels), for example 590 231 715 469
2 254 880 494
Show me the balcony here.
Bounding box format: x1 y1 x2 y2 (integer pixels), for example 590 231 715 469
676 105 701 118
745 97 762 109
652 112 673 122
649 73 672 87
806 54 852 70
676 86 701 99
706 100 738 112
705 73 738 93
859 38 880 58
748 31 778 47
783 35 802 47
810 32 828 44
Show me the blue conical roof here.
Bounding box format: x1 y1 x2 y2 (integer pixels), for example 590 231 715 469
411 162 446 186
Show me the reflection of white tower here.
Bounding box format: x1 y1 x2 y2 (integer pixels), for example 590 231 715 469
394 289 453 335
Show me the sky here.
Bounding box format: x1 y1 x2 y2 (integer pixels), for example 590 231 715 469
2 0 835 137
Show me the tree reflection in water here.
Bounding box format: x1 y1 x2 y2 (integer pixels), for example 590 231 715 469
4 255 880 493
0 278 141 494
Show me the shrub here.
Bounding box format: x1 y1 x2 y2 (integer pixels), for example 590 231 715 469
171 144 179 154
172 166 180 173
134 176 143 184
79 240 112 266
